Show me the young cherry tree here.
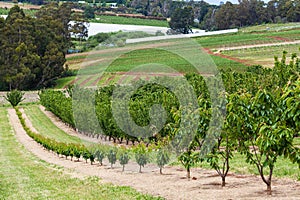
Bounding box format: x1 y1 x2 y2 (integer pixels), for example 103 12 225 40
107 148 118 169
119 149 130 172
232 90 300 194
134 143 150 173
156 148 170 174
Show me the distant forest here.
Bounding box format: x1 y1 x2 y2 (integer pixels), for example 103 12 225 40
14 0 300 30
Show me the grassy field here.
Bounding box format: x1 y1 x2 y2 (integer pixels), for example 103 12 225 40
0 7 36 16
61 48 248 88
59 23 300 89
240 22 300 32
92 15 169 27
194 28 300 49
23 105 89 144
222 43 300 67
54 76 75 89
210 55 248 72
0 107 162 200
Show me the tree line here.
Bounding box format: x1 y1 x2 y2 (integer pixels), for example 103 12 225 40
0 3 87 90
14 0 300 31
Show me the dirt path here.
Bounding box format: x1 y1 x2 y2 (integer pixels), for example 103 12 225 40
7 108 300 200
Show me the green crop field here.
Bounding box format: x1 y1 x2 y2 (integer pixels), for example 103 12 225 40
92 15 169 27
240 22 300 33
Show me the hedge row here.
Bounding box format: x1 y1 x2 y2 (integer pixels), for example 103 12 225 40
39 90 75 127
15 107 95 164
15 107 171 173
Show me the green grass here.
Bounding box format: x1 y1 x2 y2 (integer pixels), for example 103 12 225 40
240 22 300 33
294 137 300 146
222 43 300 67
0 7 36 16
54 76 75 89
194 28 300 48
23 105 88 144
108 48 198 73
0 107 163 200
187 152 300 181
60 47 248 89
92 15 169 27
210 55 248 72
0 8 9 15
195 33 276 48
60 24 300 89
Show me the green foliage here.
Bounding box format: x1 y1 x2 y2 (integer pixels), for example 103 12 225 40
156 148 170 174
134 143 150 173
0 107 164 200
107 148 118 168
91 15 168 27
178 151 197 179
5 90 24 107
94 148 106 165
39 90 74 127
119 149 130 172
82 149 92 163
84 5 95 19
282 80 300 133
0 4 87 90
169 6 194 34
39 50 300 193
15 107 93 164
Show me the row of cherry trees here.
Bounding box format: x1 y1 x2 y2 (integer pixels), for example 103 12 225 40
40 52 300 193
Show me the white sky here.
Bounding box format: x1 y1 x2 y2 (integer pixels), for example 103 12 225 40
204 0 270 5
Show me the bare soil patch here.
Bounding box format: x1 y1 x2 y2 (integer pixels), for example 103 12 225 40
203 48 251 66
7 108 300 199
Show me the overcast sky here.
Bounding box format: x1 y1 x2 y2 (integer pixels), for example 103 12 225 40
204 0 270 5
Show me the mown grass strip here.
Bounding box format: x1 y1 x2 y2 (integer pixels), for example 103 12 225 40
23 105 87 144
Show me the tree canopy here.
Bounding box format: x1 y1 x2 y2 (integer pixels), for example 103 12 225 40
169 6 194 34
0 3 87 90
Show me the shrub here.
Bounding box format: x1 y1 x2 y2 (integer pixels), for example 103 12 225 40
94 148 106 165
119 150 130 172
5 90 24 107
107 148 118 168
134 143 149 173
156 148 170 174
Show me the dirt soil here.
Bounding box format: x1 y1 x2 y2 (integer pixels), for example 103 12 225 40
7 108 300 200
